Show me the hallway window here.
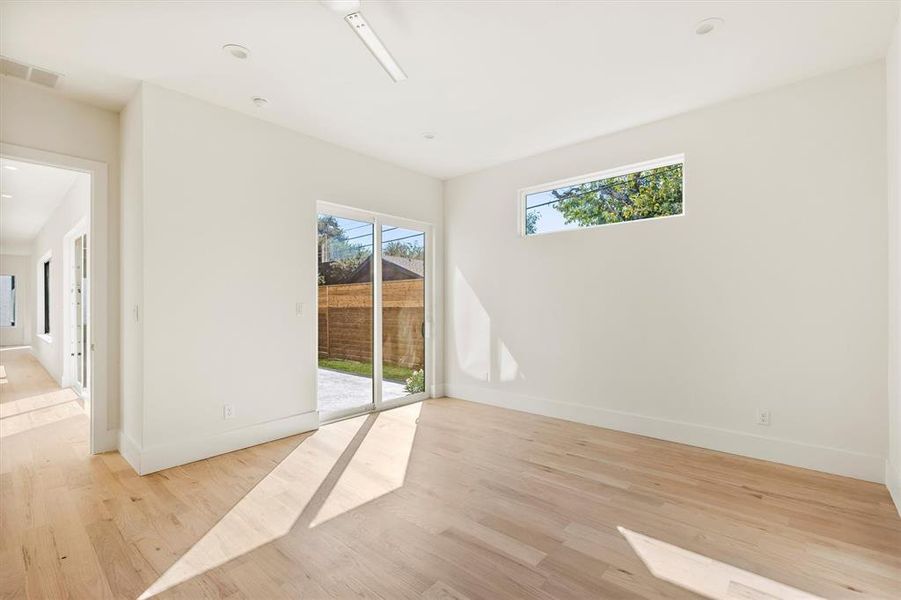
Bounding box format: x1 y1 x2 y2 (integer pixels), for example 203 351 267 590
0 275 14 327
42 259 50 334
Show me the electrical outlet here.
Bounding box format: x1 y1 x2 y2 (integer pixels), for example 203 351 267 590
224 404 236 420
756 409 771 426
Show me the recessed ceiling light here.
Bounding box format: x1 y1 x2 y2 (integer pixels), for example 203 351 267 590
695 17 724 36
252 96 269 108
321 0 360 13
223 44 250 60
2 165 18 171
1 194 12 198
422 132 437 140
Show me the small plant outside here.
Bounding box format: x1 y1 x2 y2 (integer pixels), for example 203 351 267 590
404 369 425 394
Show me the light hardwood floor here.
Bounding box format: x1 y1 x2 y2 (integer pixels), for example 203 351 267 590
1 347 899 599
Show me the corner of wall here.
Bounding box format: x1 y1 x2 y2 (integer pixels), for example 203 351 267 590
888 460 901 517
886 13 901 517
118 430 142 474
121 410 319 476
119 82 146 453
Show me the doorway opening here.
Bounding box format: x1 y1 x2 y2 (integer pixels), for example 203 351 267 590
0 143 111 454
317 204 431 422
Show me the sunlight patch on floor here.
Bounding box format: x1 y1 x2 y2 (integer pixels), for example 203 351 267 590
0 388 82 438
140 402 421 599
619 527 824 600
309 402 420 527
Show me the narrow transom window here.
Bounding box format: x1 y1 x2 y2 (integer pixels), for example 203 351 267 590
522 155 684 236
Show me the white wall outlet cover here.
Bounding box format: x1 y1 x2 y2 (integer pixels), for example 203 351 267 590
224 404 236 419
756 409 771 426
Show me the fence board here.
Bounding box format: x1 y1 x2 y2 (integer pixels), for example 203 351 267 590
318 280 424 368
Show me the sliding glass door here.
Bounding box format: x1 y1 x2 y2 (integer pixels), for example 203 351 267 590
317 214 375 418
380 224 426 404
317 207 430 420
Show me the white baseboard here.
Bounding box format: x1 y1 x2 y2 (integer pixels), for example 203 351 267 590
887 460 901 517
118 411 320 475
445 383 885 483
118 430 142 473
93 427 119 453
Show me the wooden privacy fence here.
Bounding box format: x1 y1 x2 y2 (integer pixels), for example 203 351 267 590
318 279 424 369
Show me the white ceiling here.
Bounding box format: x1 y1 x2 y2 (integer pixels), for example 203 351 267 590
0 158 85 248
0 1 898 179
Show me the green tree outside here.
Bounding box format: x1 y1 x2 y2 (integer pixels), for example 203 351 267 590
543 163 682 229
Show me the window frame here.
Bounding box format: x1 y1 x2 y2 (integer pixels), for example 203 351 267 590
43 258 51 335
37 250 52 341
0 274 15 327
518 153 685 238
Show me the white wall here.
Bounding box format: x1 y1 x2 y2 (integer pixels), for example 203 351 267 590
30 174 90 383
887 18 901 512
120 84 443 473
444 62 887 482
0 253 33 347
0 76 120 434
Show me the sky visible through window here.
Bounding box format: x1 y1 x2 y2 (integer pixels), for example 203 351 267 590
524 190 574 233
332 216 424 255
524 161 683 235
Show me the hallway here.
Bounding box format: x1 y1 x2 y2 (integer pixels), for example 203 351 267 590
0 347 90 597
0 347 84 448
0 345 310 599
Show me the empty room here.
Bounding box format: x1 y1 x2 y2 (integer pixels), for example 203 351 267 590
1 1 900 598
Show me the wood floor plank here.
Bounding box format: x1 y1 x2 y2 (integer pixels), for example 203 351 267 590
1 347 899 599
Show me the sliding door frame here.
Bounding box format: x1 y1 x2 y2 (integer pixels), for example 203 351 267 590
316 202 433 421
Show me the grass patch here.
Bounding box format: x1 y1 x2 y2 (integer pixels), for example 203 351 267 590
318 358 414 383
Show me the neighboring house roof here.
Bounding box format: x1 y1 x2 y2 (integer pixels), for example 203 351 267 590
381 255 424 278
321 255 424 285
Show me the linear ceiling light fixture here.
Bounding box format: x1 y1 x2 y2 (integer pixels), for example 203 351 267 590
321 0 407 82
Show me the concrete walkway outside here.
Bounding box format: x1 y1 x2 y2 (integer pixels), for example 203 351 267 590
318 368 407 415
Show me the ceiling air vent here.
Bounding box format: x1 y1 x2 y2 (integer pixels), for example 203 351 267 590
0 56 62 89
